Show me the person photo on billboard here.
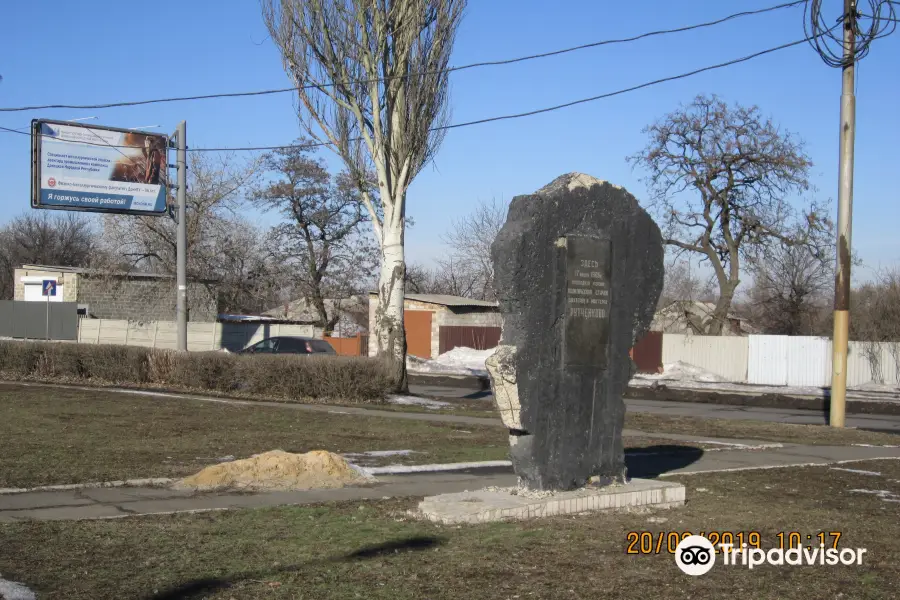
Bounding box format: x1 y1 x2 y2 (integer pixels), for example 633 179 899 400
110 132 166 185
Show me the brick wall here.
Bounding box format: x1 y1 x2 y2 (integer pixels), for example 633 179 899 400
77 276 217 322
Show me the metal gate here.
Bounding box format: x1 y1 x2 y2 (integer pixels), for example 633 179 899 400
438 325 502 354
631 331 663 373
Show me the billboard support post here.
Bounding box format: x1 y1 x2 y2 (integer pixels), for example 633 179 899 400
175 121 187 352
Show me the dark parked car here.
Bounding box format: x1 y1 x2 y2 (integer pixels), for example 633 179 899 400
239 336 336 355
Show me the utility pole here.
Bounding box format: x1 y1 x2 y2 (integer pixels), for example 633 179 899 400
829 0 856 428
175 120 188 352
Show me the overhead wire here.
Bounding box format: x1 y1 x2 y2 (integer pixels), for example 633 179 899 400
184 33 839 152
0 0 806 113
2 30 835 154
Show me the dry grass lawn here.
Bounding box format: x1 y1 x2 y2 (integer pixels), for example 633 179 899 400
0 459 897 599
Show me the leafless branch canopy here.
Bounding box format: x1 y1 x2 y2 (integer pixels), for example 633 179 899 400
438 197 506 300
630 94 831 334
255 142 377 332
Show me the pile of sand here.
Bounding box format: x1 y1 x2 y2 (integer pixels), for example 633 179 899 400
173 450 373 491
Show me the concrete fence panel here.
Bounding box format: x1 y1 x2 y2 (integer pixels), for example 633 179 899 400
77 319 318 352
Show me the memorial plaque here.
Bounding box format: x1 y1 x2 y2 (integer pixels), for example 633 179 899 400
564 236 611 370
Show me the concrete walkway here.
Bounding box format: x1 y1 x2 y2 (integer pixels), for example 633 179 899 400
2 444 899 522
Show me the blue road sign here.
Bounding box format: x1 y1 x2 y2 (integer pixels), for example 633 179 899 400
42 280 57 297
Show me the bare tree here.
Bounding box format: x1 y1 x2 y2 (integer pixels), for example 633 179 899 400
440 197 506 300
262 0 466 390
658 259 717 308
404 262 439 294
630 94 831 334
0 212 102 299
852 268 900 384
255 143 377 334
102 153 279 313
746 242 833 336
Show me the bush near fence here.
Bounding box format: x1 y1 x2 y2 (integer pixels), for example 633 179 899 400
0 341 394 403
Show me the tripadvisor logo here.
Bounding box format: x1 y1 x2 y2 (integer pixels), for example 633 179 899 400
675 535 869 575
675 536 716 576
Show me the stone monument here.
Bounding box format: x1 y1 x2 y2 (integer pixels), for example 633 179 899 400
414 173 685 524
487 173 664 490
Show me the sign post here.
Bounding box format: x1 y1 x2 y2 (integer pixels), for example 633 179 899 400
42 279 57 340
174 121 187 352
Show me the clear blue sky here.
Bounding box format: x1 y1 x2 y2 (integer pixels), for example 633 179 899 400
1 1 898 278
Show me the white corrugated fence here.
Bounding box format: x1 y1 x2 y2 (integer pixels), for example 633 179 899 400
662 333 900 387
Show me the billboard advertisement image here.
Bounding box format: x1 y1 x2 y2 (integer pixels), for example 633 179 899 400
31 120 169 215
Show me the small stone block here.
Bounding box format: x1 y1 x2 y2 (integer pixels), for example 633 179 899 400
414 478 685 524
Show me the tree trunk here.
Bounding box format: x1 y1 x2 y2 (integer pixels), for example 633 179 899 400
374 220 408 393
707 282 738 336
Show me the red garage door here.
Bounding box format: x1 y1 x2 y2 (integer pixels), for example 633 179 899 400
404 310 433 358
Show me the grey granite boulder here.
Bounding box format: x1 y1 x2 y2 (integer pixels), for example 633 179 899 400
487 173 663 490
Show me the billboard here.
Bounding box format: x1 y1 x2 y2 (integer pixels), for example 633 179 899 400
31 119 169 215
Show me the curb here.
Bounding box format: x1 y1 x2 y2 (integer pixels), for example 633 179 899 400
409 372 490 391
625 385 900 416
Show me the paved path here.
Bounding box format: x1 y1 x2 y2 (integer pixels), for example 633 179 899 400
2 445 899 522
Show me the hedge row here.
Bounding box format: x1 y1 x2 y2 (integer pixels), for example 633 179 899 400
0 341 395 403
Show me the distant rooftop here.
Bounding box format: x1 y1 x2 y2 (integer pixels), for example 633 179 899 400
19 264 218 283
368 292 498 308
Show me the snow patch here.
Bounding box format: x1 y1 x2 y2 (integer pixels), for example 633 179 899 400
634 361 729 383
849 489 899 502
363 460 512 475
0 575 36 600
388 396 452 409
830 468 882 476
854 382 900 393
343 450 418 458
695 440 784 450
406 347 493 377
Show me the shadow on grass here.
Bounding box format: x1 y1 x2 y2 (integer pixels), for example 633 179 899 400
147 535 445 600
625 444 704 478
345 535 442 559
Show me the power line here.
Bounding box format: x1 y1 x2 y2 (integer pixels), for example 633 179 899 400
436 36 818 132
190 34 824 152
0 0 805 114
2 30 834 154
0 124 146 149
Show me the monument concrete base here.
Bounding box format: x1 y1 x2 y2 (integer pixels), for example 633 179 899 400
414 478 685 524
